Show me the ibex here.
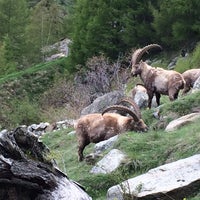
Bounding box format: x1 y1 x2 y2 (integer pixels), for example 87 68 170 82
75 103 148 161
182 68 200 94
131 44 185 108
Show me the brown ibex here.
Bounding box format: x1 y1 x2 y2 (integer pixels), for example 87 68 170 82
131 44 185 108
75 104 148 161
182 68 200 94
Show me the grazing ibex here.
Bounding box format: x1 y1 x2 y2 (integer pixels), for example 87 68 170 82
182 69 200 94
75 104 148 161
131 44 185 108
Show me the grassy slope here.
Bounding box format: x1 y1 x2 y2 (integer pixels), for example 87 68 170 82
41 92 200 200
0 58 68 84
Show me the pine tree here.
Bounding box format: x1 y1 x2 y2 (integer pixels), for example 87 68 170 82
25 0 68 64
69 0 157 67
0 0 29 66
152 0 200 47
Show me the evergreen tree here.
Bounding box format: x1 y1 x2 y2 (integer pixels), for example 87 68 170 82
152 0 200 48
69 0 157 67
25 0 68 64
0 0 29 67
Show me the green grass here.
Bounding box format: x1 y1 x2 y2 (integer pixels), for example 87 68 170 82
41 92 200 199
175 42 200 73
0 57 68 84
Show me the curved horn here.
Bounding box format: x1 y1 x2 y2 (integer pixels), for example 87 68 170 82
119 97 141 118
132 44 162 66
102 105 140 122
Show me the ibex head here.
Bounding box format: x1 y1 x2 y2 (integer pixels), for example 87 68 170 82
102 105 148 132
131 44 162 76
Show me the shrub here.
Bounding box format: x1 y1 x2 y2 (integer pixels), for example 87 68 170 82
3 97 42 128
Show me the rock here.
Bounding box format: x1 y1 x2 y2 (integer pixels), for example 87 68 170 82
81 90 124 115
165 112 200 132
56 119 75 129
94 135 118 154
0 126 91 200
131 84 158 109
133 91 148 109
107 154 200 200
90 149 127 174
42 38 71 61
167 56 179 69
192 76 200 93
28 122 50 136
131 84 148 109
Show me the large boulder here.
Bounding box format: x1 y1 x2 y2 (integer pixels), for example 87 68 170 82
165 112 200 132
81 90 124 115
107 154 200 200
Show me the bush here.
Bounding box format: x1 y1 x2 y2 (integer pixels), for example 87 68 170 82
76 54 130 93
40 79 92 120
3 97 42 128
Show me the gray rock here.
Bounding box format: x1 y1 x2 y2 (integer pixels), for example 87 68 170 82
56 119 75 129
192 76 200 92
94 135 118 154
90 149 127 174
107 154 200 200
165 112 200 132
28 122 50 136
81 90 124 115
133 91 148 109
131 85 158 109
167 56 179 69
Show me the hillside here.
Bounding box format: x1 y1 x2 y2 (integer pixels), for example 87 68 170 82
41 91 200 200
0 42 200 199
0 58 70 129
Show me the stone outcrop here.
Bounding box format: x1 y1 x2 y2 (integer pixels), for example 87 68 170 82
107 154 200 200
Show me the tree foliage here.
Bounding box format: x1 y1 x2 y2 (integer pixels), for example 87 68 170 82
0 0 29 68
0 0 200 74
25 0 68 64
69 0 158 67
152 0 200 48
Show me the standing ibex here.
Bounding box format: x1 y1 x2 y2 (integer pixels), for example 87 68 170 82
75 103 148 161
131 44 185 108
